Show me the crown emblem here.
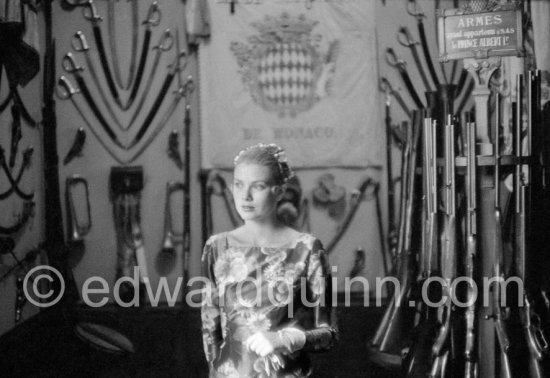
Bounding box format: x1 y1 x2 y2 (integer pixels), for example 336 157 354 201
251 12 318 44
231 13 338 117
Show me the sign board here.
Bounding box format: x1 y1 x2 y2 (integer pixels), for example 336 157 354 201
438 5 523 61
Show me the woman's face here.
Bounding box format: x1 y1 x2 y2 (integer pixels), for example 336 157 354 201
233 162 281 223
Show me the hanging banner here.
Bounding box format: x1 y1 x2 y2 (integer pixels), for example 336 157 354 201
199 0 381 168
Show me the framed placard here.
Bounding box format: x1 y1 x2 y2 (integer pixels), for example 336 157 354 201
438 4 524 61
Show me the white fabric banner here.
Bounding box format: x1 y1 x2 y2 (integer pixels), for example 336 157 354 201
199 0 381 168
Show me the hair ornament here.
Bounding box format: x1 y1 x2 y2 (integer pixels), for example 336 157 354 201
233 143 295 184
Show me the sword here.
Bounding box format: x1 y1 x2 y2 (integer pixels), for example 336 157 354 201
0 146 33 200
128 46 184 149
0 92 12 113
12 89 38 127
407 0 441 88
107 0 125 89
386 48 424 109
125 0 140 90
62 52 126 138
82 0 123 108
397 26 432 92
71 31 127 132
56 75 125 164
125 76 193 164
124 1 161 111
127 28 174 128
397 26 433 92
9 103 22 168
0 146 34 201
62 53 127 146
380 77 412 118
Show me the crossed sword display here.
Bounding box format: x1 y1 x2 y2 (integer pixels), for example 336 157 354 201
57 0 192 164
382 0 475 115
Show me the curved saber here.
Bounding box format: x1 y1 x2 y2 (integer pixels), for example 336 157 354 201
0 146 34 200
12 89 38 127
83 0 123 108
107 0 125 89
62 54 126 147
397 26 433 92
386 48 424 109
125 77 193 164
124 1 161 111
127 28 174 128
63 52 126 135
72 31 128 131
56 76 125 164
0 92 12 113
0 147 33 200
125 0 139 89
380 77 412 118
128 47 182 149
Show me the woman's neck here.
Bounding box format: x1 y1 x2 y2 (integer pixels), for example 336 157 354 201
241 219 286 244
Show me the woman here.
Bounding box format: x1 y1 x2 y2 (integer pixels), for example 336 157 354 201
201 143 338 377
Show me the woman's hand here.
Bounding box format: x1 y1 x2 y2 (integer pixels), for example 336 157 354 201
245 328 306 357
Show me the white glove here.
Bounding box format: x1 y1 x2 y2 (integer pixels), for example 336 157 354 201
245 328 306 357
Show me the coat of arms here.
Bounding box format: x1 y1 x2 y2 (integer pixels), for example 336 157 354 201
230 12 339 117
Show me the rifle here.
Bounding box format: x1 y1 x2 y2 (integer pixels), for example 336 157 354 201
370 118 410 352
370 110 421 357
464 118 477 378
384 87 398 262
430 115 457 377
403 116 440 377
515 73 548 378
489 92 512 378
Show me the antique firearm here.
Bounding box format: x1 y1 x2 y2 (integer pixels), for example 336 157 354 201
464 119 478 378
515 73 548 378
404 116 440 377
489 92 512 378
430 116 457 377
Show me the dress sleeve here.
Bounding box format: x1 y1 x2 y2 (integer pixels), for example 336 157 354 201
201 237 223 367
302 238 339 352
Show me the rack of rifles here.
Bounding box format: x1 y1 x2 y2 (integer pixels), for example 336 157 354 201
369 70 550 378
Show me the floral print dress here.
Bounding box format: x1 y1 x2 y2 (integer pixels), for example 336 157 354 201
201 232 338 378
